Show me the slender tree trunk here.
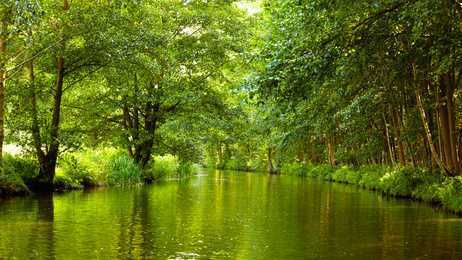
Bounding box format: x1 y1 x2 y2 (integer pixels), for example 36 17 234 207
383 113 395 165
0 20 7 174
327 137 335 166
444 74 459 170
437 76 459 173
267 145 275 174
122 102 134 157
29 61 46 166
391 108 406 164
416 88 449 174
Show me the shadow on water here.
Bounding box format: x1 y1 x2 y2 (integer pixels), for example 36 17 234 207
28 193 55 259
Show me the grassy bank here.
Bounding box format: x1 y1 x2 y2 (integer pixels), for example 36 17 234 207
0 149 197 195
281 163 462 214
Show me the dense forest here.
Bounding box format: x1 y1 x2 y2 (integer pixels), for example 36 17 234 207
1 0 462 212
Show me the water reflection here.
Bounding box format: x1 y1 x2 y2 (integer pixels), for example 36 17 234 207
0 170 462 259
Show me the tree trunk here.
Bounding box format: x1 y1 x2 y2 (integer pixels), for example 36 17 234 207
0 20 7 174
132 103 158 169
391 107 406 164
35 55 65 189
383 113 395 165
437 75 459 174
29 60 46 167
416 88 449 174
34 0 69 189
327 137 336 166
267 145 275 174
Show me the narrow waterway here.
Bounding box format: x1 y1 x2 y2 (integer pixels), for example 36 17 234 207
1 170 462 259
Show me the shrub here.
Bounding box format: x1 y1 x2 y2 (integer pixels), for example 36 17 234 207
58 148 143 187
3 154 39 186
308 164 334 180
345 169 362 184
332 166 354 183
177 161 197 176
411 171 442 202
248 159 266 172
150 155 178 179
438 176 462 212
53 175 82 191
281 162 308 176
224 158 248 172
357 165 386 190
0 173 30 196
107 155 142 186
379 166 432 197
358 171 383 190
58 153 97 187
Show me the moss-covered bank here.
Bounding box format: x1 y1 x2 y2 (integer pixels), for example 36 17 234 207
281 163 462 214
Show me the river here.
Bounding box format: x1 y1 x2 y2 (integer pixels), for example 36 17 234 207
1 170 462 259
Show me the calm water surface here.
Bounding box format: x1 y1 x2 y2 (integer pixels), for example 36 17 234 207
1 170 462 259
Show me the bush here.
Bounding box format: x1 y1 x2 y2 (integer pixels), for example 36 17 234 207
379 166 435 197
53 175 82 191
177 161 197 176
438 177 462 212
332 166 354 183
58 148 143 187
411 171 442 202
150 155 178 179
307 164 334 180
281 162 308 176
107 155 142 186
0 173 30 196
357 165 387 190
248 159 266 172
224 158 248 172
58 153 97 187
380 167 415 197
345 168 362 184
3 154 39 186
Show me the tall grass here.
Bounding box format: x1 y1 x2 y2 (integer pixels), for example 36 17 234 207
107 155 142 186
57 148 143 187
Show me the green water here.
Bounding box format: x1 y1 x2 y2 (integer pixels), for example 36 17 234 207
1 170 462 259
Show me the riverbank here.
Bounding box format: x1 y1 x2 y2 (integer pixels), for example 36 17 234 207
0 149 195 197
280 163 462 214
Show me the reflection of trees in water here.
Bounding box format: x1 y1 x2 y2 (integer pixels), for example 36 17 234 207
27 194 55 259
116 188 154 258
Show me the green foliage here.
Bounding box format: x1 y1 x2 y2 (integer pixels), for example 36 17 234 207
281 162 308 176
150 155 178 179
107 155 142 186
332 166 353 184
308 164 335 180
177 161 197 176
0 173 30 196
438 177 462 212
248 159 266 172
357 166 386 190
58 153 96 187
3 154 38 186
224 158 249 172
280 162 462 213
379 167 418 197
57 148 143 187
53 175 82 191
